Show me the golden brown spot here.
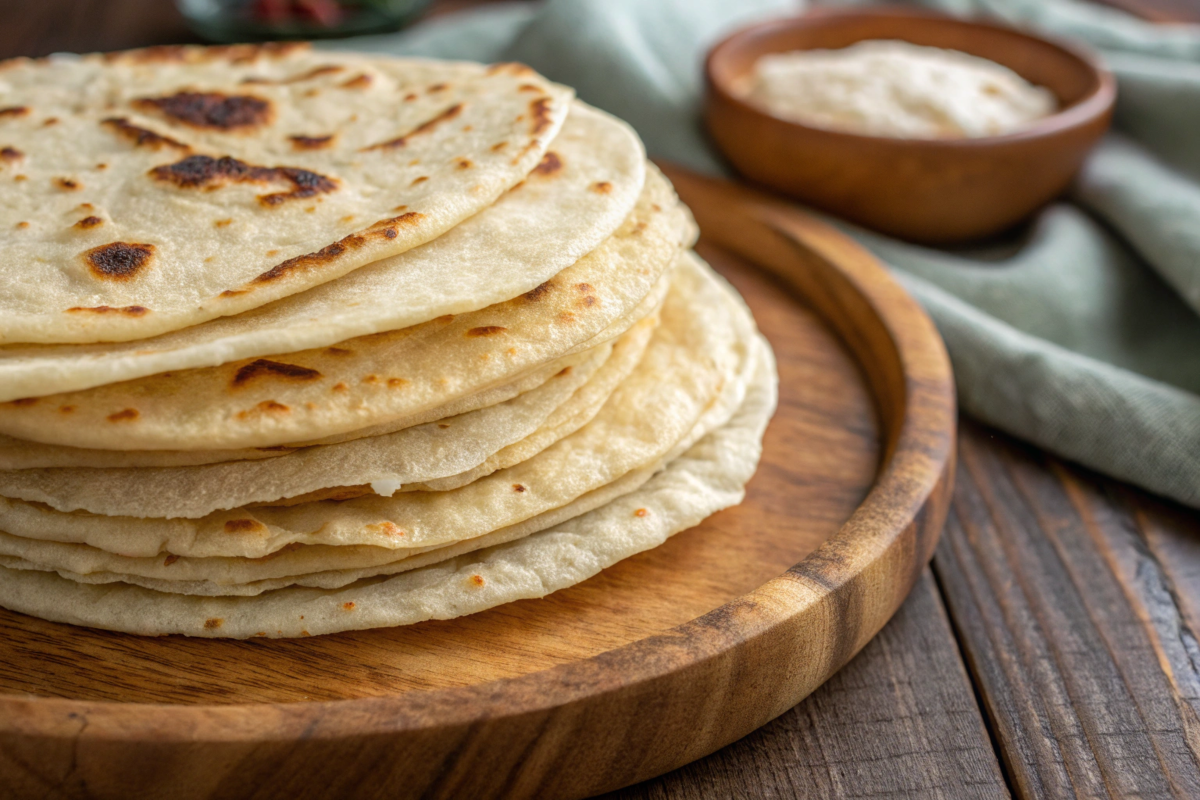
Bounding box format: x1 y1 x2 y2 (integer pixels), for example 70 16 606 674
0 106 29 118
363 104 464 150
491 141 508 152
512 484 526 493
361 374 380 385
1 146 22 163
74 216 103 230
163 554 180 566
518 84 541 93
301 630 311 637
150 154 337 207
467 326 506 337
77 202 94 210
134 92 271 130
558 311 576 324
470 574 486 587
83 242 155 282
529 97 554 136
224 518 266 534
66 304 149 316
220 289 247 298
555 367 572 378
249 214 422 285
214 218 232 227
106 408 139 423
634 508 650 518
438 423 450 429
55 177 80 191
523 281 552 302
387 378 408 388
342 602 356 611
410 176 428 186
533 151 562 177
403 92 418 102
462 124 473 132
651 203 663 212
265 249 279 257
487 62 534 77
254 632 267 638
303 88 320 98
9 398 37 407
96 163 108 170
341 215 355 224
204 618 223 629
455 158 473 170
579 295 597 308
326 347 353 356
12 175 26 182
332 382 348 392
427 83 448 93
367 521 403 537
289 134 334 150
341 73 372 90
236 400 290 420
15 221 28 229
43 118 58 127
101 117 191 151
506 347 518 356
392 205 408 212
590 181 613 194
58 405 76 414
233 359 322 388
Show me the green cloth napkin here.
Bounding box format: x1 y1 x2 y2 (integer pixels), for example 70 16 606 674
333 0 1200 508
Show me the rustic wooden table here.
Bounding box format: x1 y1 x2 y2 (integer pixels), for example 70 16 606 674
4 1 1199 798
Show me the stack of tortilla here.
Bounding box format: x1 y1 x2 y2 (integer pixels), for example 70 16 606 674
0 44 776 638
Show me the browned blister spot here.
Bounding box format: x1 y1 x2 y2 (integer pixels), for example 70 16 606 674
327 347 352 356
83 242 155 282
58 405 75 414
487 62 534 77
14 221 28 229
163 554 180 566
387 378 408 388
12 175 26 182
410 176 428 186
558 311 576 324
528 97 554 136
523 281 552 302
0 106 29 118
363 104 464 150
204 618 223 629
9 398 37 407
342 602 356 611
341 73 372 89
232 358 321 388
289 134 333 150
42 118 57 127
74 216 103 229
214 218 232 227
470 574 486 587
555 367 572 378
455 158 473 170
243 64 344 85
134 91 271 131
533 151 562 177
403 92 418 102
332 382 348 393
106 408 139 422
590 181 613 194
236 400 290 420
102 117 191 151
466 326 506 337
512 484 527 493
579 295 597 308
1 146 22 163
150 154 337 207
66 304 149 316
96 163 108 170
54 177 80 191
634 508 650 518
437 423 450 429
224 518 265 534
490 141 508 152
518 84 541 93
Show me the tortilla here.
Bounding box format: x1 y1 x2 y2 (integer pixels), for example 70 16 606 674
0 169 687 450
0 102 644 399
0 335 776 636
0 46 572 344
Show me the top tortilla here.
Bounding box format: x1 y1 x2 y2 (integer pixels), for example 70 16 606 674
0 45 572 344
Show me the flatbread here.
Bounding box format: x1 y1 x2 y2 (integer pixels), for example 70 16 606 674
0 169 687 450
0 46 572 344
0 102 644 400
0 253 744 565
0 320 654 518
0 335 777 636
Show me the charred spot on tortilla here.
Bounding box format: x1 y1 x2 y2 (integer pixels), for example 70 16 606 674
362 104 464 151
149 154 336 206
82 242 155 281
288 134 334 150
533 151 562 176
232 358 322 387
133 91 272 131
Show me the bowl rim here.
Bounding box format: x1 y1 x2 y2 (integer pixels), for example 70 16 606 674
705 5 1117 149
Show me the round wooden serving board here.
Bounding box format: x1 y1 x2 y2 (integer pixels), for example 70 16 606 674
0 168 956 800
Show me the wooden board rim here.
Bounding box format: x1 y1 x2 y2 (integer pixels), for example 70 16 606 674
0 168 956 796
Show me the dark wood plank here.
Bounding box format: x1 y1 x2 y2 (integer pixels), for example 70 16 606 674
609 570 1010 799
935 420 1200 800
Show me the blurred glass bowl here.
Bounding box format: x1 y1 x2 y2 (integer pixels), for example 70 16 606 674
176 0 433 42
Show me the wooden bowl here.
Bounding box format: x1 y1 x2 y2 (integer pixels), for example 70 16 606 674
704 7 1116 243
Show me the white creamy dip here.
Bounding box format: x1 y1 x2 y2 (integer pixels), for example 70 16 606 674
745 40 1057 139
